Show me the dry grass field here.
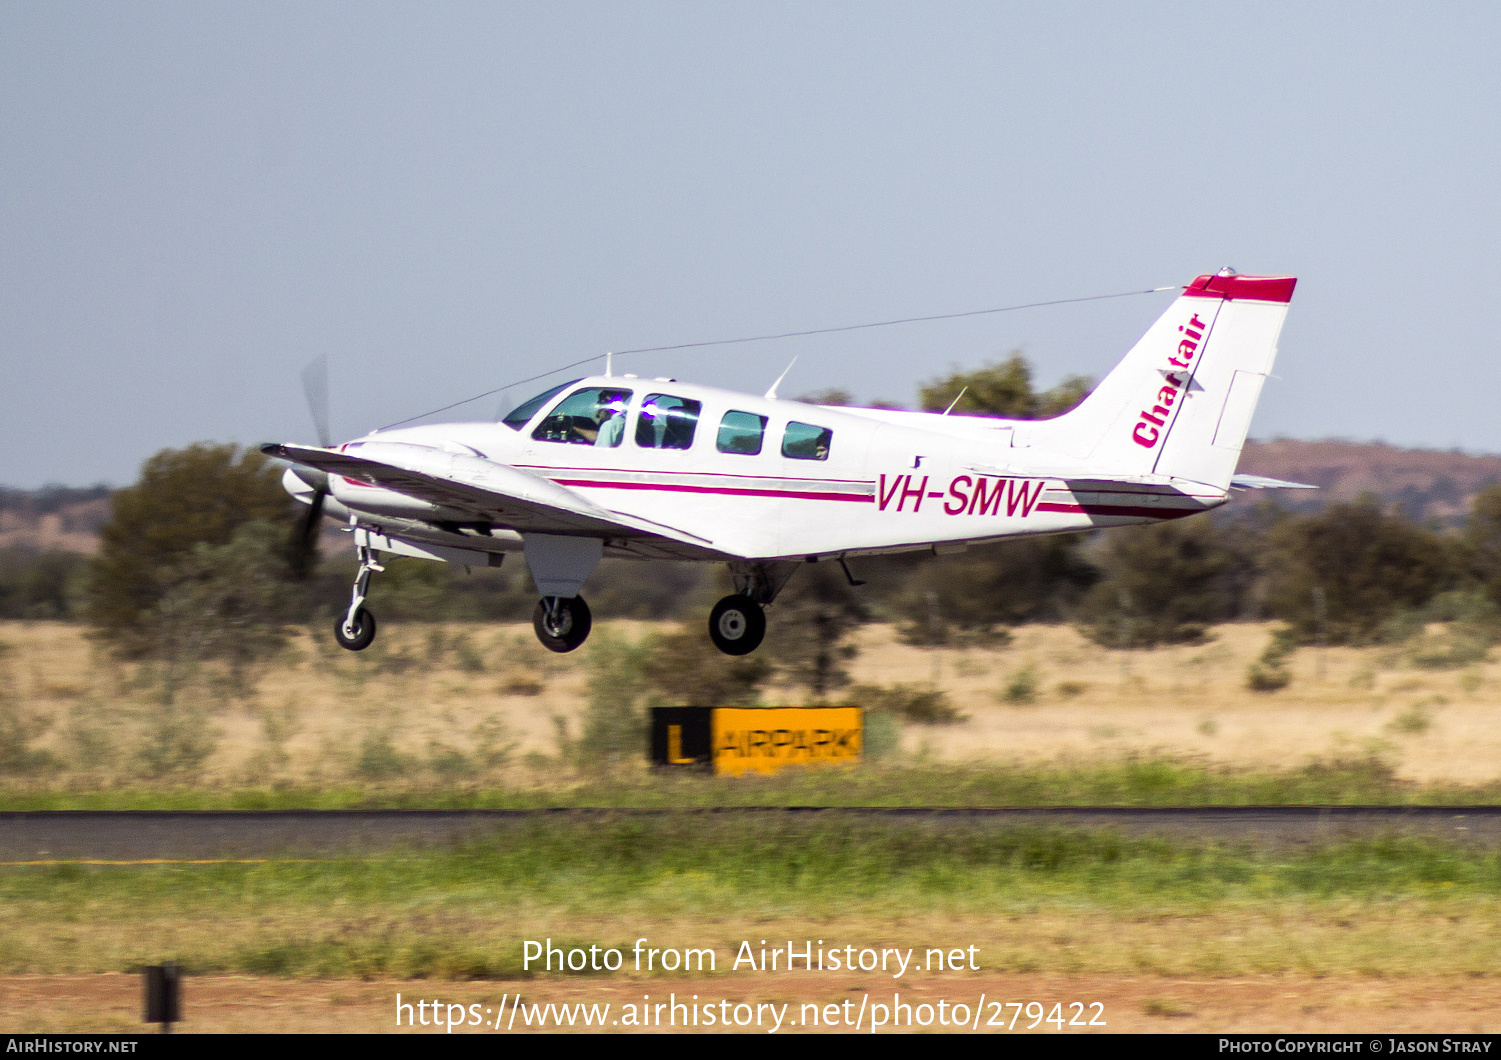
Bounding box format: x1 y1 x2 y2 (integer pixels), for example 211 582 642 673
857 622 1501 786
3 617 1499 787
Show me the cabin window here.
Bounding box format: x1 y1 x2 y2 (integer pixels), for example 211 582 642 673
635 394 701 450
502 380 579 431
716 410 767 455
782 421 833 461
531 387 634 446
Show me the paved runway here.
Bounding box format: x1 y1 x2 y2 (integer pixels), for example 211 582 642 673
3 806 1500 860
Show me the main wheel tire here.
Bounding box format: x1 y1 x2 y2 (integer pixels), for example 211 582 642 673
708 594 766 655
533 596 592 653
334 607 377 651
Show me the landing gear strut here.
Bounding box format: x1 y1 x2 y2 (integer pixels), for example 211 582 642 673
335 547 382 651
533 595 592 653
708 595 766 655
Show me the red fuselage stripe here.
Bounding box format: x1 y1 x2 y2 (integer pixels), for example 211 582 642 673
518 464 870 485
550 478 873 503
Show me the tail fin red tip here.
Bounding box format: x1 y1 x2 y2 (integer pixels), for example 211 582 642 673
1184 274 1296 304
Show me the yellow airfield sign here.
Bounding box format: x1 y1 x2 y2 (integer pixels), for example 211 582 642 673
650 706 864 775
709 707 862 776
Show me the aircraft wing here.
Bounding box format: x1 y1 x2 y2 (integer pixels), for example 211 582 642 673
261 442 728 557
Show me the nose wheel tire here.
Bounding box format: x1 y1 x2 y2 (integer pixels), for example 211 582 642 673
709 594 766 656
335 607 377 651
533 596 592 653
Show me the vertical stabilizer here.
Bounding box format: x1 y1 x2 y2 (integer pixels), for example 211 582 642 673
1026 272 1296 490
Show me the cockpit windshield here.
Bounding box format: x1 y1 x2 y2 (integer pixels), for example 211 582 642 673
500 380 580 431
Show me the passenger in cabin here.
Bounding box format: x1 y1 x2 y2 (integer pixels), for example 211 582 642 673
782 421 833 461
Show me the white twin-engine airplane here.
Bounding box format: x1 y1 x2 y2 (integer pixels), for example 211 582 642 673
263 270 1303 656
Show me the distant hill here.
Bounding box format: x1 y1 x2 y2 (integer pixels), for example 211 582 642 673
0 487 112 553
1237 440 1501 523
2 440 1499 554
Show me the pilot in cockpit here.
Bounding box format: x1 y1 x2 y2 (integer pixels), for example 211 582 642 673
591 390 630 447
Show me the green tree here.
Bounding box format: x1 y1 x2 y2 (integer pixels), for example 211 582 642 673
573 633 652 765
0 549 87 619
1075 518 1258 648
1264 499 1456 645
919 352 1091 418
151 521 298 690
795 388 855 407
1462 484 1501 606
898 536 1097 642
86 444 298 656
763 564 866 701
642 622 769 705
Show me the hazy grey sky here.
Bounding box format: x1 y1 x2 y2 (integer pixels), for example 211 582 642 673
4 2 1498 487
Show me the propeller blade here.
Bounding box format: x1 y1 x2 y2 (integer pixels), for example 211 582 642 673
288 484 327 580
301 356 332 448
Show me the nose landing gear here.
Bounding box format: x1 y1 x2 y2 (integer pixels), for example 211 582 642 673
335 547 383 651
334 607 377 651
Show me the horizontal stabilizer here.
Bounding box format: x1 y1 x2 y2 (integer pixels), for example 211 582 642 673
1229 474 1318 490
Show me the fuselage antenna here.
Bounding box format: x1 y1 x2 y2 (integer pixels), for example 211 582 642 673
764 357 798 400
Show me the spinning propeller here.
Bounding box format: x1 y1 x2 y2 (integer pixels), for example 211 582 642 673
287 356 333 579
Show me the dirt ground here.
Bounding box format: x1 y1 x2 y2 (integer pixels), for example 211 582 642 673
2 972 1496 1034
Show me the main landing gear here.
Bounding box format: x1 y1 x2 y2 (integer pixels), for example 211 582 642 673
335 547 383 651
533 595 592 653
705 560 797 657
708 594 765 655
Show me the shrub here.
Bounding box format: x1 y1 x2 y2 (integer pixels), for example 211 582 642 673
1001 665 1039 705
0 666 60 775
1246 628 1295 693
1388 704 1435 735
848 683 963 725
355 731 412 781
136 694 217 779
1245 660 1291 693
